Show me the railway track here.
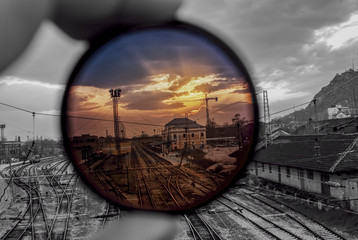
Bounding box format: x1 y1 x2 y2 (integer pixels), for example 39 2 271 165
217 195 303 240
131 148 156 209
1 157 78 240
1 163 49 240
238 186 346 240
133 144 190 209
141 145 217 193
91 156 127 202
42 162 77 240
184 211 223 240
100 203 121 230
138 144 215 201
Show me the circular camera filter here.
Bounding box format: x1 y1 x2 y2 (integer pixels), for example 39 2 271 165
62 22 258 212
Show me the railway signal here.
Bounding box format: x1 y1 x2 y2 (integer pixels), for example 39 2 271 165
110 88 122 168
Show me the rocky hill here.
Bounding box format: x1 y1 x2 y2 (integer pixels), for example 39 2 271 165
274 69 358 125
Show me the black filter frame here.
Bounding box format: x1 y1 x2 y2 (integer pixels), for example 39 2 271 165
61 20 259 213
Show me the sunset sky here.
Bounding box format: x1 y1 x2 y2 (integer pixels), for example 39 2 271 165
67 28 254 137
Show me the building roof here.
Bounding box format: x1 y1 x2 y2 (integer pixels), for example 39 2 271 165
165 118 204 129
253 134 358 173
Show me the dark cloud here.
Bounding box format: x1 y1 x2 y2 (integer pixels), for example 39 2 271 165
233 88 251 94
179 0 358 119
121 91 185 110
73 29 243 89
193 80 250 94
67 92 101 112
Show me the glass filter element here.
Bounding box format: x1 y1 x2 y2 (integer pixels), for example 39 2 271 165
62 23 258 211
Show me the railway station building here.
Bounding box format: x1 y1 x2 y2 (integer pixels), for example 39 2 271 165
248 134 358 212
162 118 206 152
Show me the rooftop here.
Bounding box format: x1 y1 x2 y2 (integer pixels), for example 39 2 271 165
253 134 358 173
165 118 204 129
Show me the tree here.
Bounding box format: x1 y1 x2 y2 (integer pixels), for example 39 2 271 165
232 114 247 149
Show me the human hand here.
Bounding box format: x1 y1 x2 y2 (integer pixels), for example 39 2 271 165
0 0 182 72
90 212 177 240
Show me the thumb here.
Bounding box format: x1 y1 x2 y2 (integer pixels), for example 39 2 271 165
91 211 177 240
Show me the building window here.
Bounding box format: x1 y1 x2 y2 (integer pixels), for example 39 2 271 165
261 163 265 172
191 133 194 137
173 134 176 139
183 133 186 138
307 170 314 180
286 167 290 178
298 169 304 179
201 132 204 137
269 164 272 173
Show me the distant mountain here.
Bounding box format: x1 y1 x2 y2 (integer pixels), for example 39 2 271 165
273 69 358 124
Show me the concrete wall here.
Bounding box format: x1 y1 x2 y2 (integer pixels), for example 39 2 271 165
280 167 301 190
347 180 358 211
249 162 322 194
329 175 346 200
304 171 321 194
249 161 358 212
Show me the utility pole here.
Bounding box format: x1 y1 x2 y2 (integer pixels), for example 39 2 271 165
312 99 318 133
0 124 5 171
109 88 121 168
232 114 244 150
0 124 5 142
263 90 272 147
205 93 218 127
185 113 189 147
106 129 110 154
312 99 318 122
353 88 357 116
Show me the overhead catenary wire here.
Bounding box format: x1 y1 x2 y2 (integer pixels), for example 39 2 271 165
77 97 112 130
259 100 313 119
0 101 164 127
259 71 358 120
195 92 254 122
0 120 32 134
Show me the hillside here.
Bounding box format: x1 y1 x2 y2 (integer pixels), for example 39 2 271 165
274 68 358 125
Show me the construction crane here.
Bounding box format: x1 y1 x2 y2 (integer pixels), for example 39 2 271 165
204 93 218 127
168 93 218 127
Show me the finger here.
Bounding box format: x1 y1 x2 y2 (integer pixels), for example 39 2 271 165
51 0 183 40
0 0 54 72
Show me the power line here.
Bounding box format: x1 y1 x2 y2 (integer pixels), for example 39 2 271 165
195 93 253 122
78 107 112 131
77 97 112 130
0 120 32 134
0 102 33 114
0 101 164 127
259 100 313 119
